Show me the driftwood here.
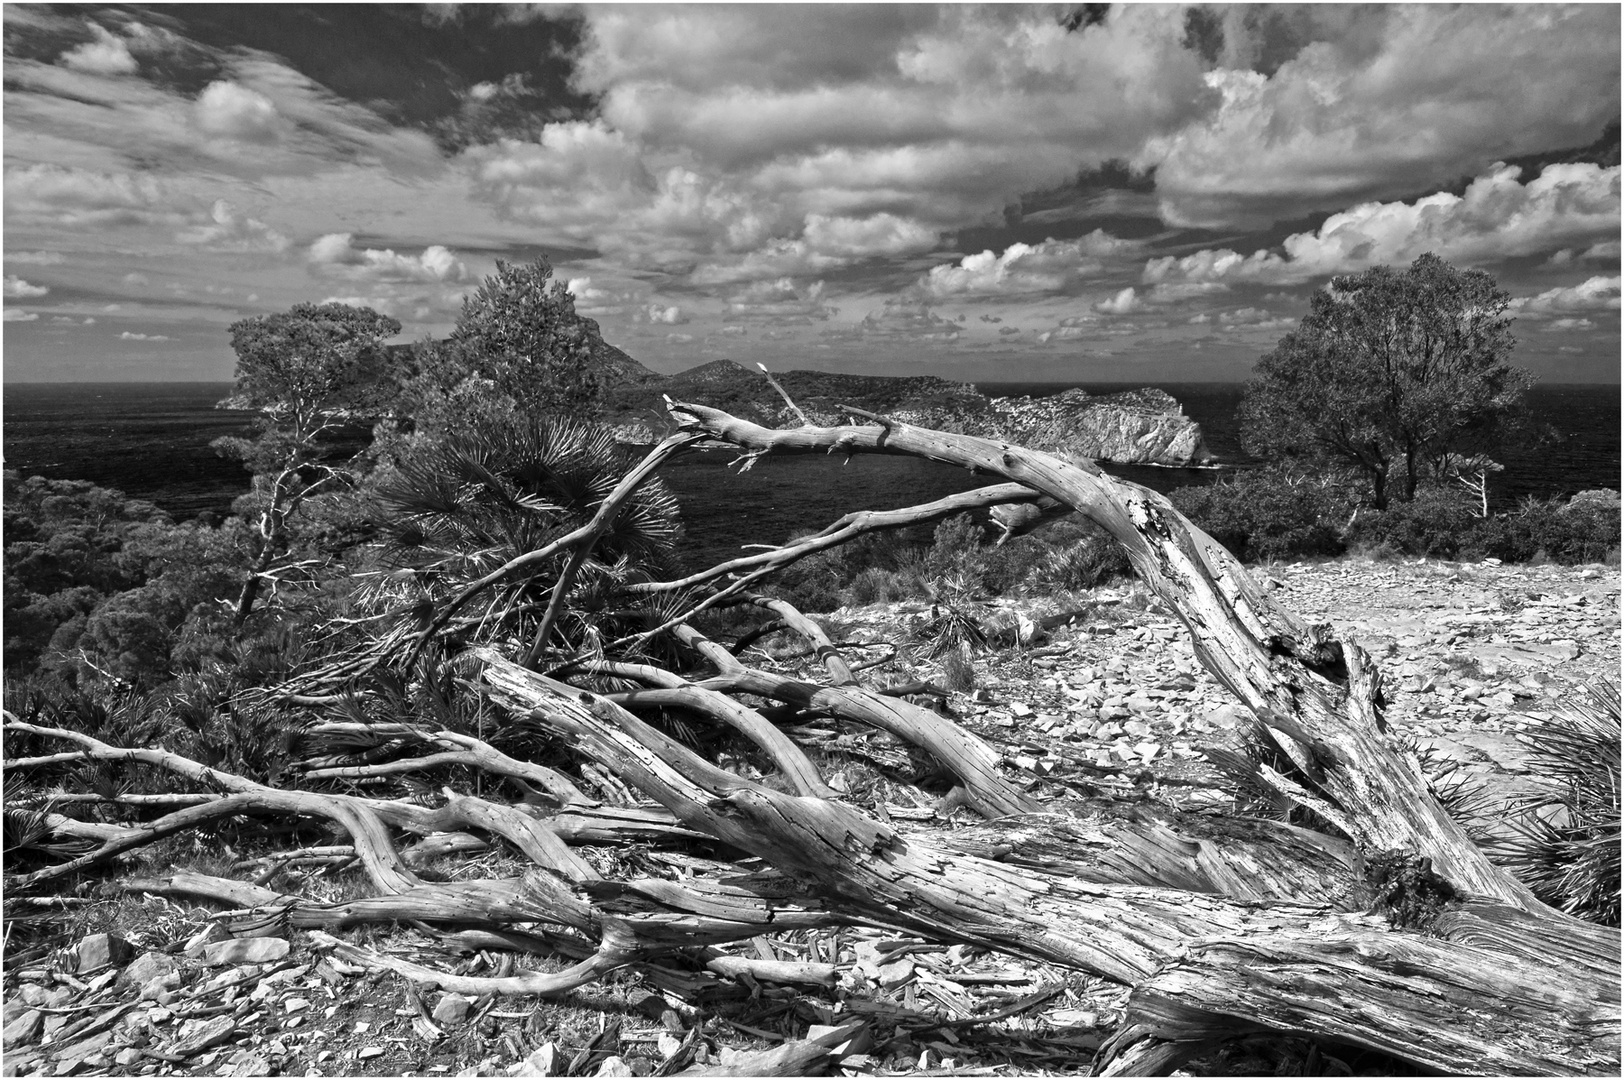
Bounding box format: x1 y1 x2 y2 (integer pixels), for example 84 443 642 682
6 401 1618 1076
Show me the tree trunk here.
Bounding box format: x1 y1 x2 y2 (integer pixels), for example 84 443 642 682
8 404 1616 1077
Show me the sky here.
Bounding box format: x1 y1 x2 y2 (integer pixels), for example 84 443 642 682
2 3 1620 385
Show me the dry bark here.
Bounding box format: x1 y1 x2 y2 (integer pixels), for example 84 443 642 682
7 404 1618 1076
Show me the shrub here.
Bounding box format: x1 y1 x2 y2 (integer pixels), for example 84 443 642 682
1472 493 1622 565
1488 683 1620 925
1345 487 1480 560
1169 467 1351 563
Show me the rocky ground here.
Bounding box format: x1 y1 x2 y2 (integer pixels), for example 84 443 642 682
3 557 1616 1078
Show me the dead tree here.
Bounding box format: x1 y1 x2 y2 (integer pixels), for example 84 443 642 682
5 402 1617 1076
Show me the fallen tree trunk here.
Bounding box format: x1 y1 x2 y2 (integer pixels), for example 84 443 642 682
7 402 1617 1076
478 652 1620 1074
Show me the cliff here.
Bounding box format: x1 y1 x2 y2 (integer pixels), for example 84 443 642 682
604 359 1213 467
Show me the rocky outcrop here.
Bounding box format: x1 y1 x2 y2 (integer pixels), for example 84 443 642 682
896 387 1213 467
604 358 1213 466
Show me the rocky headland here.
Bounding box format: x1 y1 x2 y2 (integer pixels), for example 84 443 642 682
603 357 1213 467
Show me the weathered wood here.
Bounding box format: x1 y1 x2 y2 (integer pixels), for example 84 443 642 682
665 401 1538 908
672 624 1041 818
476 653 1620 1074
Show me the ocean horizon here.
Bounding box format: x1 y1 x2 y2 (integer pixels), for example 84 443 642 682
5 379 1619 568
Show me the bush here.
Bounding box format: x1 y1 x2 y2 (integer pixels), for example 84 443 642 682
1488 682 1620 925
1170 467 1351 563
1472 493 1622 565
1345 487 1480 560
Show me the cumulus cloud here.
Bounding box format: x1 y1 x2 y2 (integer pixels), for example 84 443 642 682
59 23 138 75
1511 276 1622 319
119 331 169 341
1145 163 1621 286
921 232 1138 298
1138 6 1620 227
1217 307 1295 332
4 276 50 299
719 324 748 336
644 303 688 325
801 213 938 258
1547 241 1621 268
852 297 961 341
193 80 284 142
1093 287 1140 315
725 278 836 322
4 309 41 322
307 233 468 284
177 200 291 253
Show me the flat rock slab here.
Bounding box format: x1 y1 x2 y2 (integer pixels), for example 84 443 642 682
204 937 290 965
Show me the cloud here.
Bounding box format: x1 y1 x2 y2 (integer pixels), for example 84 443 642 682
1542 317 1596 332
193 80 284 143
6 250 66 265
644 303 688 325
665 332 694 344
725 278 836 322
1093 287 1140 315
1138 6 1621 227
3 164 178 228
176 200 291 253
4 276 50 299
719 324 748 336
1144 163 1621 286
318 295 399 316
1547 241 1621 268
119 331 169 341
59 23 139 75
800 213 939 258
1217 307 1295 332
307 233 469 284
921 232 1138 298
852 297 961 341
1511 276 1621 319
4 309 41 322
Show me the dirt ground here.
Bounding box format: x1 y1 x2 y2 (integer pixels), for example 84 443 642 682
3 556 1617 1078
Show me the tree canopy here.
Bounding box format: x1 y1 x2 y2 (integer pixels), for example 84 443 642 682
1238 253 1534 508
438 257 604 418
225 303 402 430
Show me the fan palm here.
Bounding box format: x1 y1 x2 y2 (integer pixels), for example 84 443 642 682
367 415 681 658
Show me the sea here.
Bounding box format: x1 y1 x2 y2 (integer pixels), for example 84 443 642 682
4 381 1619 569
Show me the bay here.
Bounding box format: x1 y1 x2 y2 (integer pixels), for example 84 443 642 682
4 381 1617 570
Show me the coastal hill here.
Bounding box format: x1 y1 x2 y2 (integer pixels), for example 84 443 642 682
598 346 1213 467
226 321 1213 467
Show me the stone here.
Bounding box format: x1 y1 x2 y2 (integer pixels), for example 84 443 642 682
204 937 289 966
222 1051 270 1076
594 1057 633 1077
1203 704 1250 731
3 1009 43 1045
119 951 177 989
431 993 473 1027
139 971 182 1002
74 933 134 973
877 958 914 989
114 1049 143 1068
357 1046 385 1060
166 1015 238 1057
518 1042 560 1076
183 924 231 959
